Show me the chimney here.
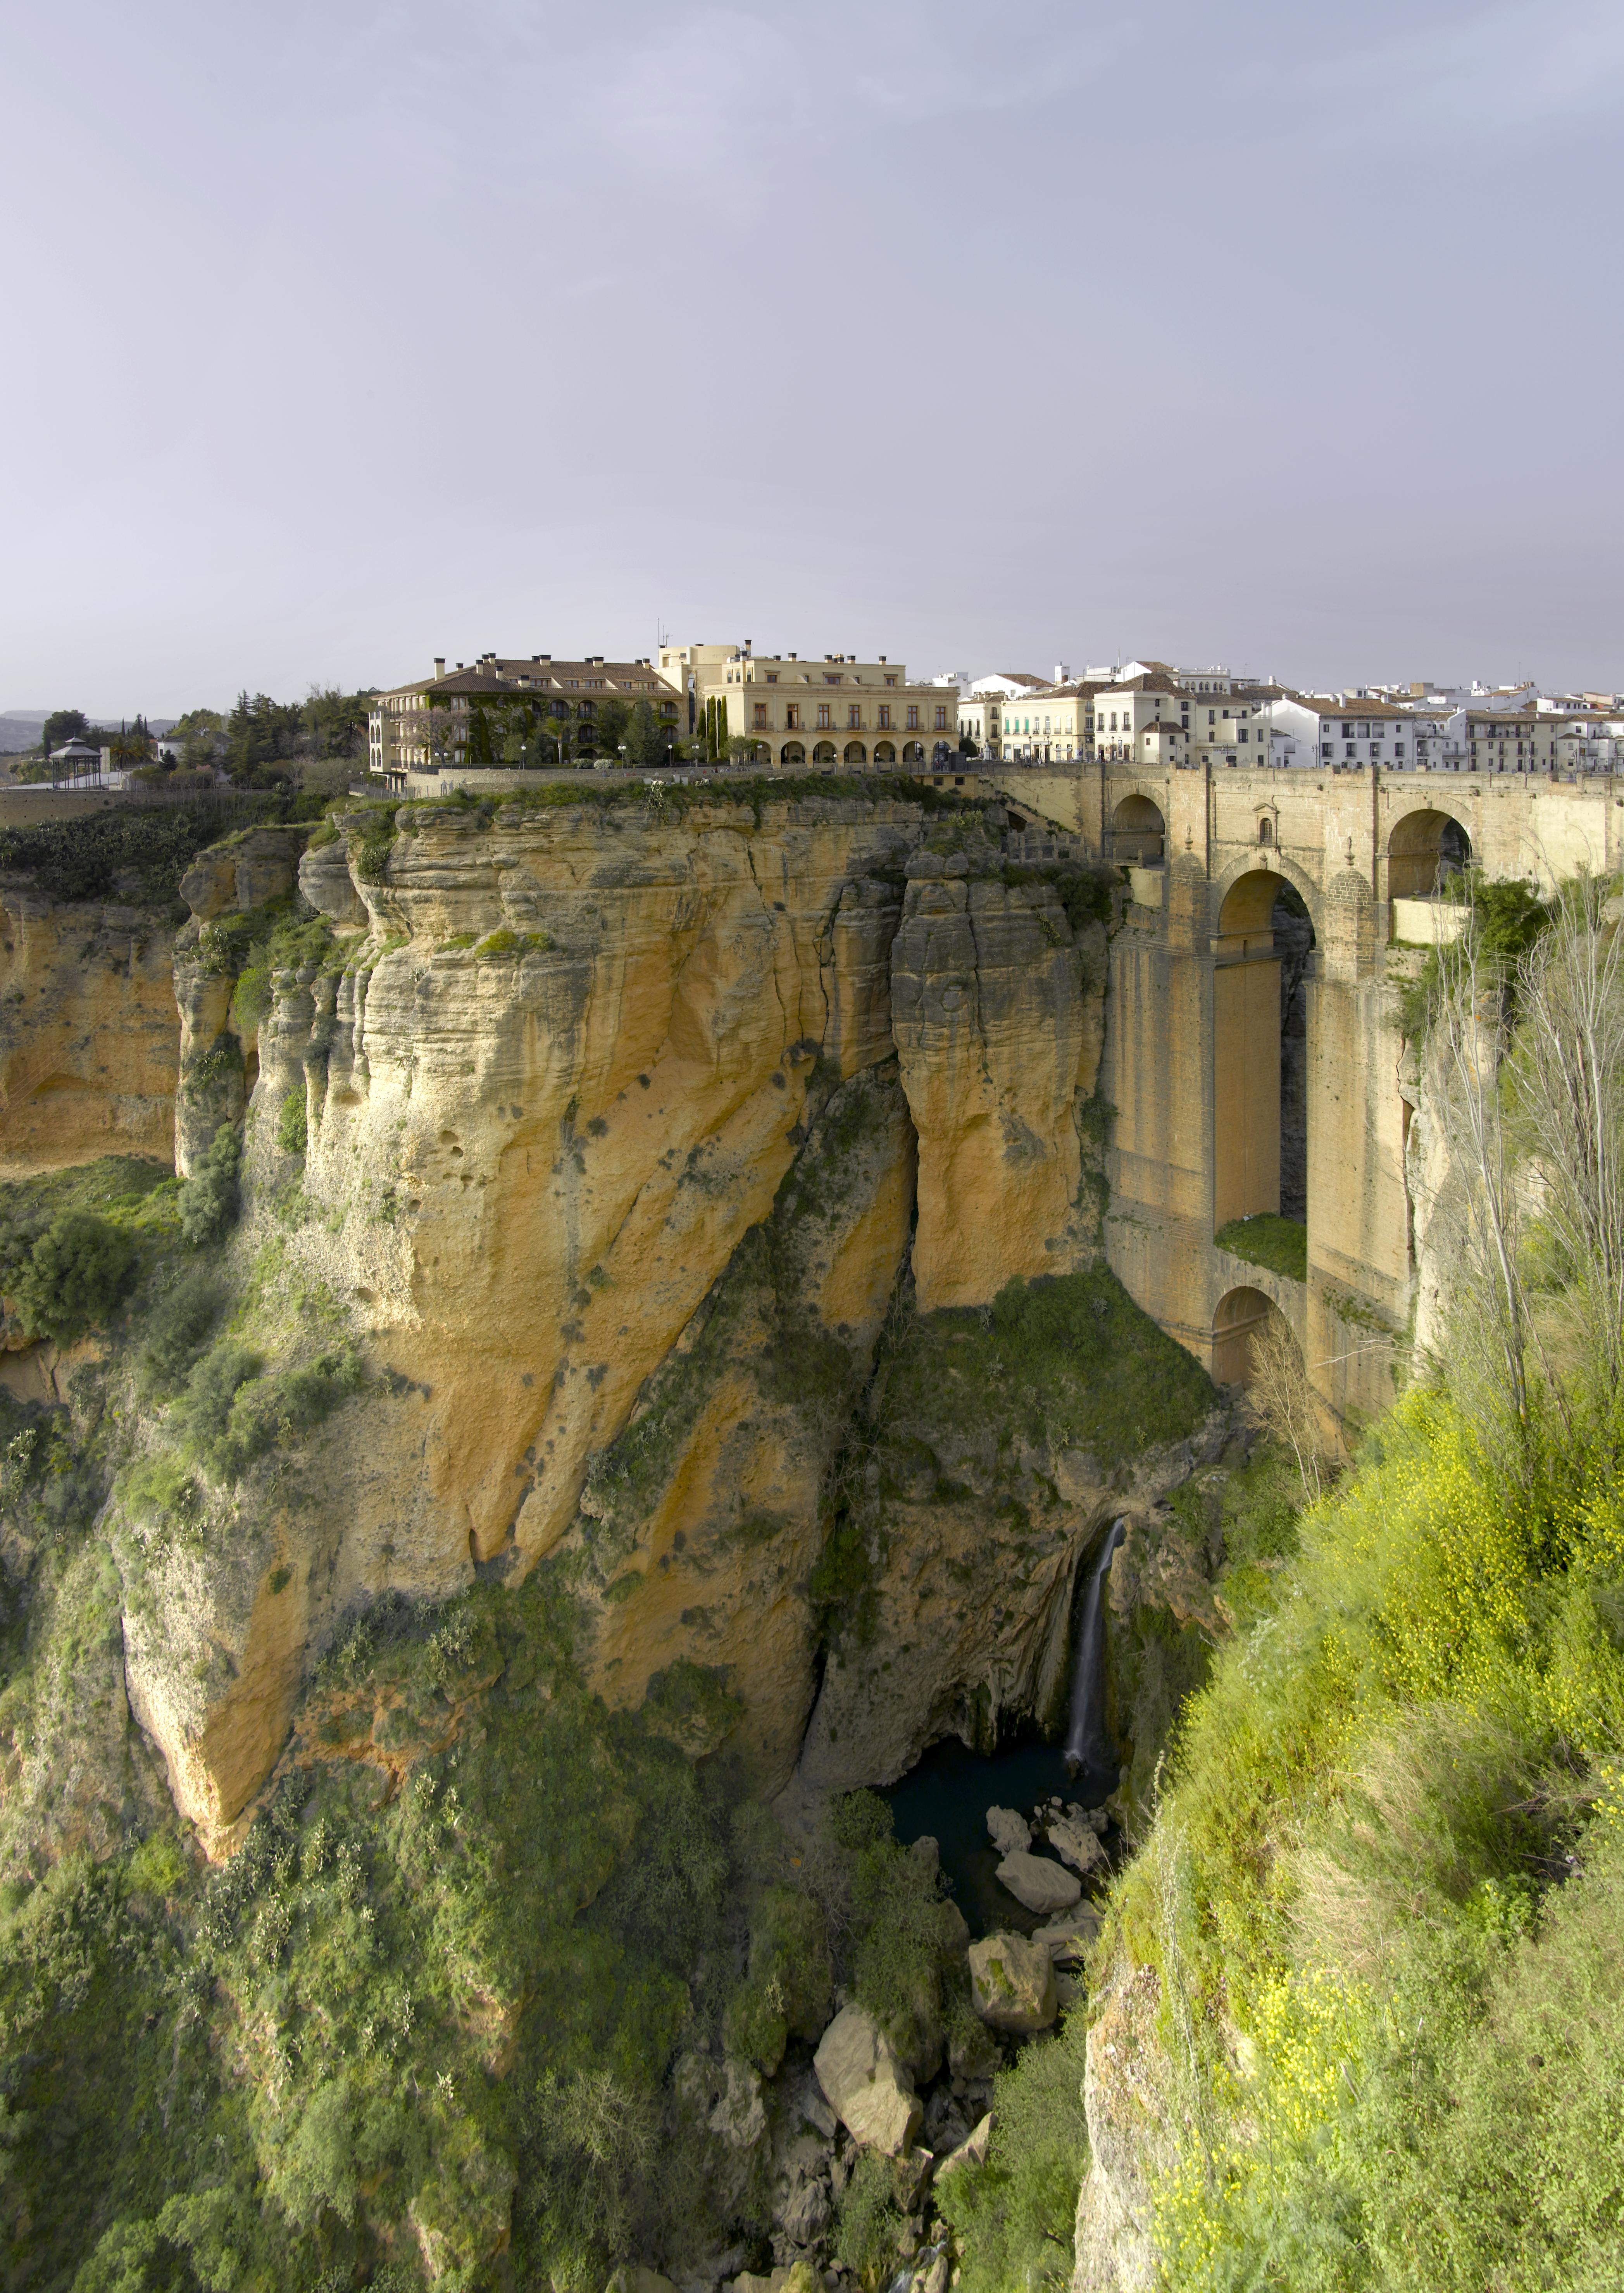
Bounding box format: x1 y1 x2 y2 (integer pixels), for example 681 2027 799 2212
434 657 445 679
878 653 887 664
1055 664 1071 683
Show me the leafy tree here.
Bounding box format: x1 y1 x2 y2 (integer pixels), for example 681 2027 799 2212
11 1212 137 1344
301 686 371 762
41 708 90 753
223 692 303 786
594 697 629 758
624 697 670 772
178 1124 241 1247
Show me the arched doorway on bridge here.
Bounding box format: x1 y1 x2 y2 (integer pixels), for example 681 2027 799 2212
1211 1286 1286 1386
1110 793 1165 865
1214 871 1315 1231
1388 808 1471 899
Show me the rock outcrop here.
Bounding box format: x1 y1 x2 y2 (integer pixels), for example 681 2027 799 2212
891 853 1105 1312
968 1932 1057 2033
813 2004 922 2155
0 885 179 1170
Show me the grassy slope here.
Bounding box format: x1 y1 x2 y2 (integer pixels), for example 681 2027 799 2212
1087 1384 1624 2292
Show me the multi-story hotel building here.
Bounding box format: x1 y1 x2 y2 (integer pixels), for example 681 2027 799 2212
367 653 680 784
656 642 957 768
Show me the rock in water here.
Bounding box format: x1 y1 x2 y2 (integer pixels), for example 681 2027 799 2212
985 1804 1032 1854
969 1933 1057 2033
813 2004 923 2155
995 1848 1082 1914
1046 1811 1106 1876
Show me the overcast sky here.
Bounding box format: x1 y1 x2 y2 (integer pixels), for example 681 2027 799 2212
4 0 1622 714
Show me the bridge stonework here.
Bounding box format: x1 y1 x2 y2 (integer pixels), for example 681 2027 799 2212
991 757 1622 1429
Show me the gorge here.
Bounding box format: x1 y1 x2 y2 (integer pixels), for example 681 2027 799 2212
1 769 1620 2293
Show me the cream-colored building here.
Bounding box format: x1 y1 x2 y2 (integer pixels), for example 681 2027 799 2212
975 680 1108 762
657 642 957 769
369 652 679 783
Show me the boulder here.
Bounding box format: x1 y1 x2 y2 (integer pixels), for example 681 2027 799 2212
995 1850 1081 1915
969 1933 1057 2034
1046 1812 1106 1877
1031 1907 1102 1964
708 2059 768 2150
777 2174 831 2246
813 2004 922 2155
917 2254 951 2293
606 2272 678 2293
936 2112 993 2181
985 1805 1031 1855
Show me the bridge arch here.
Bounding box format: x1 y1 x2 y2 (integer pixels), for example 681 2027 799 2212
1212 849 1322 938
1211 1286 1291 1386
1110 792 1166 865
1387 805 1472 898
1213 868 1316 1231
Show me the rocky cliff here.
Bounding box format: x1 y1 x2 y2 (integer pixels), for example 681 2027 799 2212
0 881 179 1170
105 790 1171 1849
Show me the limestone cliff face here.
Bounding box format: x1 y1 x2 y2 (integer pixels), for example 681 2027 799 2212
0 883 178 1170
170 826 307 1172
892 852 1105 1311
113 793 1126 1843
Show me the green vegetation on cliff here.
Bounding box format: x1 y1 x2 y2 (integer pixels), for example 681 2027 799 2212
0 1552 962 2290
1054 890 1624 2291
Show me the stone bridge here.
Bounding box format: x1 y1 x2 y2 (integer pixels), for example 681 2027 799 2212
988 757 1623 1426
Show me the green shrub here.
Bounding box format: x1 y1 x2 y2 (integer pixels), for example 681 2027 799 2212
724 1885 832 2074
935 2008 1091 2293
136 1269 222 1397
10 1212 136 1344
178 1125 241 1246
172 1339 362 1482
276 1087 308 1155
1214 1212 1307 1283
834 2150 905 2285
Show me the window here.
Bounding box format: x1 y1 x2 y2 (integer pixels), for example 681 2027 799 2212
765 673 778 684
935 707 948 731
1259 817 1273 847
878 705 891 729
786 704 800 730
906 705 919 730
884 675 898 687
753 703 767 729
848 704 862 729
817 703 831 729
824 673 841 684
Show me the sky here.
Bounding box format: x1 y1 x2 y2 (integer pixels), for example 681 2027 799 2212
3 0 1623 715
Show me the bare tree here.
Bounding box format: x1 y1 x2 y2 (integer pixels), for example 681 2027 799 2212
1248 1310 1329 1502
1510 878 1624 1423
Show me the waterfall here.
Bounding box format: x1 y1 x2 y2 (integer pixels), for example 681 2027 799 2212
1063 1519 1125 1777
